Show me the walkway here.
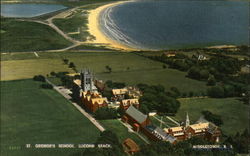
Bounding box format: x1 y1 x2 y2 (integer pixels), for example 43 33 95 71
166 116 180 126
152 115 170 128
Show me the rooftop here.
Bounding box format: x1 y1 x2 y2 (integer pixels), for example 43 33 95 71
112 88 128 95
125 105 147 124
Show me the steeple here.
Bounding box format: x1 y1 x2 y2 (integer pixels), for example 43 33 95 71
185 112 190 127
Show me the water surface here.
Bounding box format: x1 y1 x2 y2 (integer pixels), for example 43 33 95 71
100 0 249 50
1 4 67 18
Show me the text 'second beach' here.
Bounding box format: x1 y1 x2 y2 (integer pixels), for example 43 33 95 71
87 1 136 51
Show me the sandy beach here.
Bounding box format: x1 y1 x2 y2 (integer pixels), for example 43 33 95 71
87 1 137 51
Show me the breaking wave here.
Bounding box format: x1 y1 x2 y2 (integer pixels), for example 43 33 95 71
99 3 143 50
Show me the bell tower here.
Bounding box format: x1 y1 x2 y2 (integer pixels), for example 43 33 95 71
80 69 93 92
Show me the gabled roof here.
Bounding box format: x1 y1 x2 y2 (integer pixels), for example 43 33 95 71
122 99 139 106
123 138 140 152
189 122 209 133
125 105 147 124
165 126 183 132
207 123 218 134
146 125 176 143
112 88 128 95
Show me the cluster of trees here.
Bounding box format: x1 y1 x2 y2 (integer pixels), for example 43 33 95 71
62 58 76 71
137 84 180 115
33 75 45 82
75 130 124 156
224 129 250 154
50 71 74 88
201 110 223 126
94 107 118 120
105 80 126 89
207 82 249 98
143 51 249 98
40 83 53 89
135 137 235 156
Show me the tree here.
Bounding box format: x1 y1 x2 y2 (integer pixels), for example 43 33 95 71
102 89 112 100
61 75 73 88
162 64 167 69
68 62 75 68
207 74 216 86
223 85 235 97
94 107 118 120
139 104 150 114
105 65 112 73
50 71 56 76
202 110 223 126
40 83 53 89
33 75 45 82
72 84 80 102
187 66 200 79
207 86 224 98
199 69 209 80
63 58 69 64
170 87 181 97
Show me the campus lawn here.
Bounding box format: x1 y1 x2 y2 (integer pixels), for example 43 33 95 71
175 98 249 136
44 52 208 93
0 79 100 156
0 19 71 52
1 52 207 93
98 119 146 146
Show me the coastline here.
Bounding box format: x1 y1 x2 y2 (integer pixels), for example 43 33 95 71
86 1 138 51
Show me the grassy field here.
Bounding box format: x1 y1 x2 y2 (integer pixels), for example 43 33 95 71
0 19 71 52
52 4 102 42
0 79 100 156
174 98 249 136
1 58 74 81
98 119 146 146
1 52 208 93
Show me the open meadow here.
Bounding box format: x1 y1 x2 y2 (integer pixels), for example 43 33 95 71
0 79 100 156
0 19 72 52
175 98 249 136
1 52 208 93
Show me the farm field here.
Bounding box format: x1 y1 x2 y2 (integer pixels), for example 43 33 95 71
0 19 72 52
0 79 100 156
1 52 208 93
98 119 146 146
175 98 249 136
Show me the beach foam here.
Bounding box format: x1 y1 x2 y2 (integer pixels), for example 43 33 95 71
86 1 138 51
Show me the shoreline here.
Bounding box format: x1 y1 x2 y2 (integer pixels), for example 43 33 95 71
86 1 138 51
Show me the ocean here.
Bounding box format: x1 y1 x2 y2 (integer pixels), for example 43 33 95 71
99 0 249 50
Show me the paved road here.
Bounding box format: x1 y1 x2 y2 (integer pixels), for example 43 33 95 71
46 79 105 132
